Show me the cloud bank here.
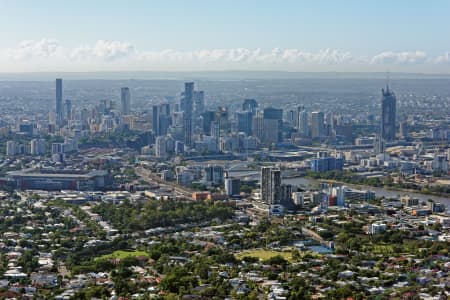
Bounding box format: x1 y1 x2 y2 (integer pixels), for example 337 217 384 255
0 39 449 72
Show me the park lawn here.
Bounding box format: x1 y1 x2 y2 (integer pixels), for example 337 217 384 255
236 249 293 262
95 250 149 261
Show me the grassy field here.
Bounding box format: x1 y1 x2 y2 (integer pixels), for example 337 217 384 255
95 250 149 261
235 249 293 262
363 244 394 254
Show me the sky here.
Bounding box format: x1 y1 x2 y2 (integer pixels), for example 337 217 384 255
0 0 449 73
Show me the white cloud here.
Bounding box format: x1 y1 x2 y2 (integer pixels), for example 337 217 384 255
434 52 450 64
70 40 135 61
1 39 60 61
370 51 427 65
0 39 449 72
137 47 356 65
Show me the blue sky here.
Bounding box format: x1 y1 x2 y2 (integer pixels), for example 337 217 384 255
0 0 449 72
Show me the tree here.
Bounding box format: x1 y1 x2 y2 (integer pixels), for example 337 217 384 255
18 250 38 274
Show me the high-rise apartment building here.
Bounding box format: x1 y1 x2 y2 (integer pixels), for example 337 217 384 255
261 167 281 205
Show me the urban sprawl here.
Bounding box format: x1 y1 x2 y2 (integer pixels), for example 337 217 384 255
0 77 448 299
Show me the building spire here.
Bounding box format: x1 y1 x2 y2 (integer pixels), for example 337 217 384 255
386 71 390 92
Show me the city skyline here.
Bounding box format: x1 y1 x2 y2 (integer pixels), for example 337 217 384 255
0 1 449 73
0 2 449 298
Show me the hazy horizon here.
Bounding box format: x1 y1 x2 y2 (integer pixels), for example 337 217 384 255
0 70 450 82
1 1 449 73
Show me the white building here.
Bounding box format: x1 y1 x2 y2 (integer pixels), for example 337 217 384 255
30 139 46 155
331 186 345 207
368 223 387 235
6 141 18 156
155 136 167 158
292 192 304 206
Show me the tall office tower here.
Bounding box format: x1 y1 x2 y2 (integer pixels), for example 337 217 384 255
261 167 281 205
325 112 335 134
216 107 230 134
121 87 131 115
263 107 283 120
242 99 258 114
298 107 310 137
64 99 72 122
287 109 297 127
311 111 325 139
210 121 220 150
236 111 253 136
152 103 171 136
252 115 265 142
80 108 89 130
201 111 216 134
182 82 194 146
55 78 63 126
263 107 283 144
193 90 205 117
381 85 397 141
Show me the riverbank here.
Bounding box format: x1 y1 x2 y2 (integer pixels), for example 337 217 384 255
306 176 450 199
283 176 450 209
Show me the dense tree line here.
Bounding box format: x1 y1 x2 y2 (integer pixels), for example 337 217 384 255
91 199 234 233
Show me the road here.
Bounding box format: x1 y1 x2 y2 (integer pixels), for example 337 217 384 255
135 167 194 199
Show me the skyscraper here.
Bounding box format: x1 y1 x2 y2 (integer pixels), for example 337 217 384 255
64 99 72 122
242 99 258 114
263 107 283 145
261 167 281 205
152 103 171 136
311 111 325 139
121 87 131 115
55 78 63 126
193 90 205 117
298 107 310 137
182 82 194 146
236 111 253 136
381 85 397 141
263 107 283 120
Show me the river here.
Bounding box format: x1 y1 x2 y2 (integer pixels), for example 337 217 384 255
228 170 450 209
283 177 450 209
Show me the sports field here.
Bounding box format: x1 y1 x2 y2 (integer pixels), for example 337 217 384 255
235 249 293 262
95 250 149 261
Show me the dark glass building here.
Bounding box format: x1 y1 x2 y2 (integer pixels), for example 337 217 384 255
381 86 396 141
